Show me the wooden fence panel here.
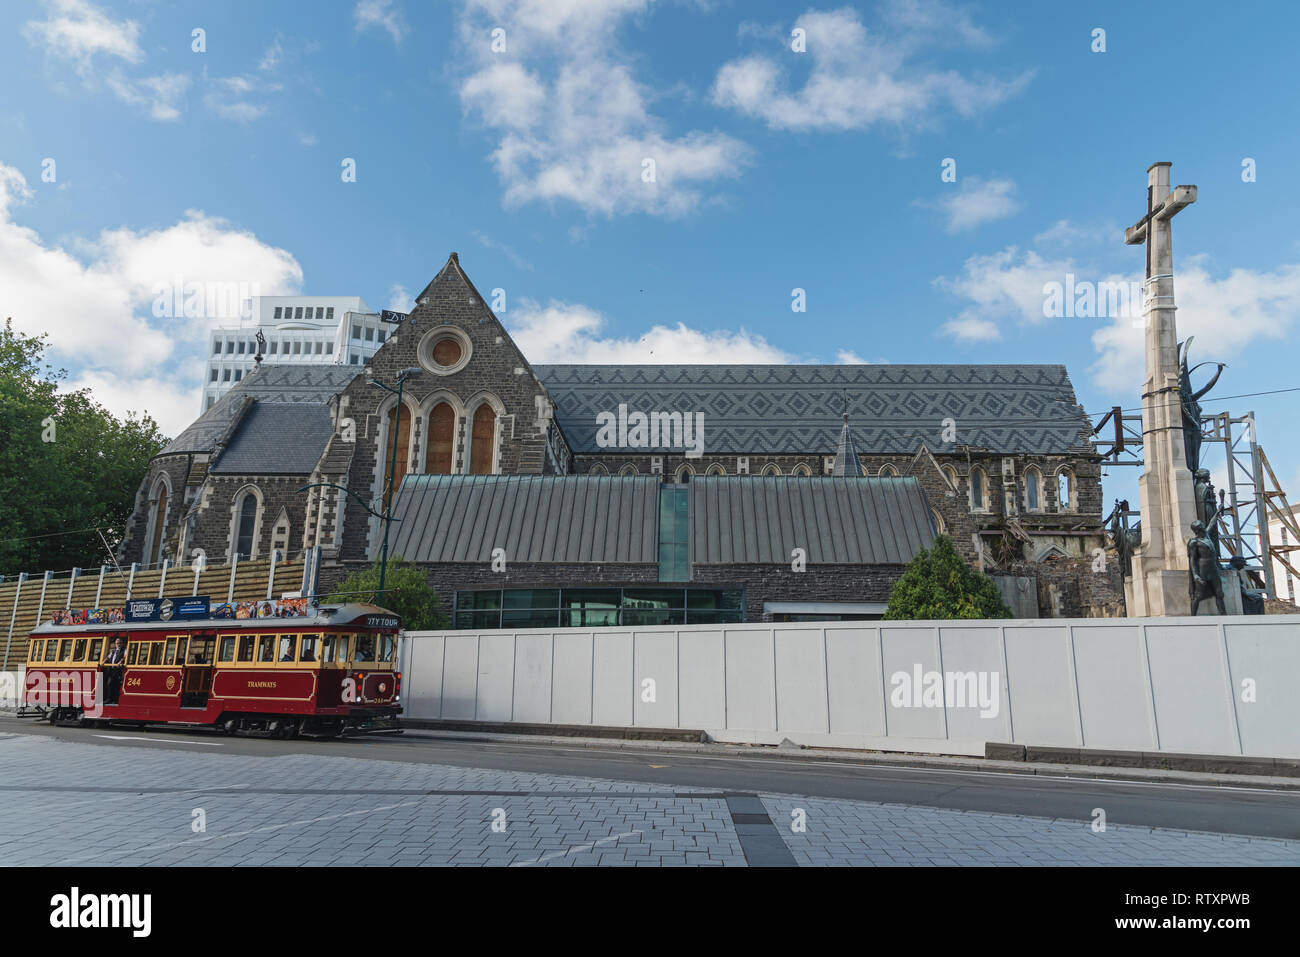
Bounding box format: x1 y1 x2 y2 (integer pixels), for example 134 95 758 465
0 560 307 670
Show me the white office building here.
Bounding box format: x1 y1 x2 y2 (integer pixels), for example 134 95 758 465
203 296 398 411
1267 502 1300 603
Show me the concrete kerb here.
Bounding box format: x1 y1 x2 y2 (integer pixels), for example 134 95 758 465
397 728 1300 791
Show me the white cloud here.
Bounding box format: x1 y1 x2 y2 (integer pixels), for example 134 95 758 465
1033 219 1113 249
23 0 142 74
474 231 535 270
712 5 1030 133
934 230 1300 391
941 314 1002 343
1090 259 1300 391
387 284 413 312
259 38 284 72
105 71 190 121
880 0 994 48
506 299 794 363
354 0 408 45
934 246 1071 329
68 369 204 436
930 176 1021 232
24 0 190 122
204 75 281 122
0 163 303 435
456 0 750 217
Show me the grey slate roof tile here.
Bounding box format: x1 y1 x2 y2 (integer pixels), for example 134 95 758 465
534 364 1092 456
161 363 355 456
209 403 335 475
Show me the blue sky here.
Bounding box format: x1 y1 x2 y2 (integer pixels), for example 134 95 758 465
3 0 1299 508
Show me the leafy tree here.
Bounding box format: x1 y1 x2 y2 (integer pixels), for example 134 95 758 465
0 320 167 576
884 534 1013 620
324 556 449 630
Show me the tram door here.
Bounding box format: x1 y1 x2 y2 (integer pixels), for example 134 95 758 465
181 634 216 708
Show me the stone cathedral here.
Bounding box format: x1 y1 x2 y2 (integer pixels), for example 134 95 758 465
118 253 1107 624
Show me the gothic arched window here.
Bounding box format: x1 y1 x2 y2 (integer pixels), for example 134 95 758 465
148 481 168 565
1025 467 1042 512
469 404 496 475
425 402 456 475
235 493 259 561
383 403 413 507
970 468 988 512
1057 469 1074 511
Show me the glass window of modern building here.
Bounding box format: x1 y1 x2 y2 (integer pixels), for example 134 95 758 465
658 485 690 581
452 587 743 630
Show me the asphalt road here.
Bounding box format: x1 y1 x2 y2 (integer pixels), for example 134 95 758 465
3 715 1297 841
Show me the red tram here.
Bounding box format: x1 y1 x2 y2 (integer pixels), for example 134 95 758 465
22 603 402 737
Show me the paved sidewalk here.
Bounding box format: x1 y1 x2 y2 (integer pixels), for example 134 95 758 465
0 733 1296 867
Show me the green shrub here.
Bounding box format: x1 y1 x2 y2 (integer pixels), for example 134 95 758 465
884 534 1013 620
324 556 449 630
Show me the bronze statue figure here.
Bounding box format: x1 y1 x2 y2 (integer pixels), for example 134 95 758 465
1178 337 1226 472
1110 499 1140 579
1193 468 1221 559
1187 515 1226 616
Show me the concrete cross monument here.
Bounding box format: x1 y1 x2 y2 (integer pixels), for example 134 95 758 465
1123 162 1200 616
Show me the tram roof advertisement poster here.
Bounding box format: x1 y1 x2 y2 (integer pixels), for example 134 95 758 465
49 595 312 626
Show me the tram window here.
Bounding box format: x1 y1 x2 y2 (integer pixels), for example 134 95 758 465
257 634 275 663
300 635 318 662
354 635 375 662
336 634 350 663
29 641 42 663
238 635 255 662
379 635 395 663
321 634 336 663
188 639 212 665
149 642 164 666
164 637 177 665
174 638 187 665
127 644 139 665
89 638 103 661
44 641 58 662
278 635 296 662
59 639 73 661
218 637 237 663
73 639 87 662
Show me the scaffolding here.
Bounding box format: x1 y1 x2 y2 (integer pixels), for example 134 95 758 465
1093 406 1295 600
1201 411 1294 598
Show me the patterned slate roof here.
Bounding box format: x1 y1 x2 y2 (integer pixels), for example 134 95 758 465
534 364 1093 456
161 363 357 456
833 414 863 476
209 403 335 475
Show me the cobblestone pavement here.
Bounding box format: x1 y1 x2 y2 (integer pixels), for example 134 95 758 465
1 733 1296 867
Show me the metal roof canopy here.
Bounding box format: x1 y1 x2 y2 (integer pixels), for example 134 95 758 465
387 474 936 567
689 476 934 565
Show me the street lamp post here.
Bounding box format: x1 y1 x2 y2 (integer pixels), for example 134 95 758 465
297 366 420 608
369 368 422 603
